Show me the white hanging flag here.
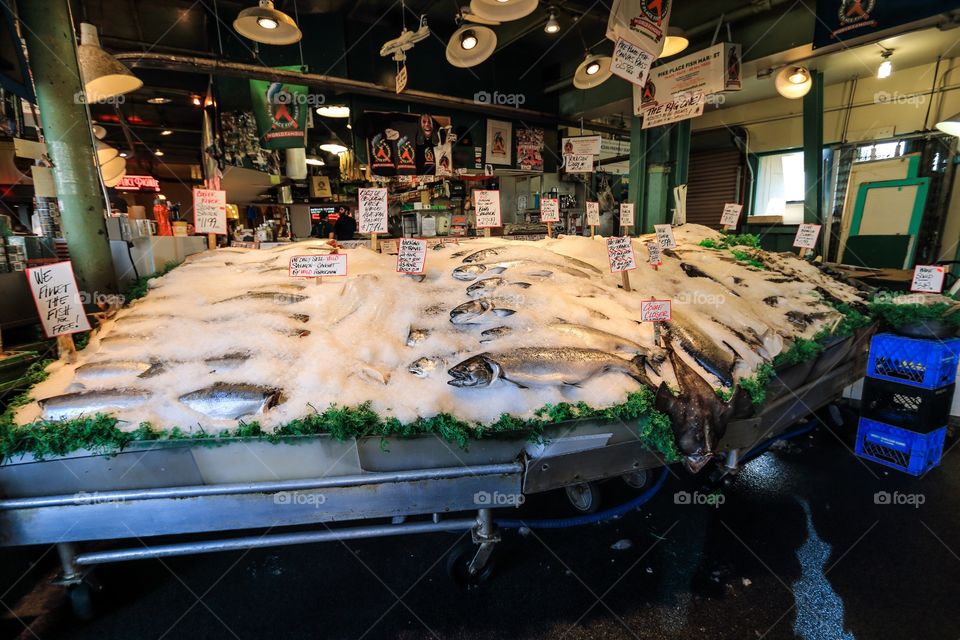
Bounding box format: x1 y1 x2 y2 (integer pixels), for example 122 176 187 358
606 0 671 57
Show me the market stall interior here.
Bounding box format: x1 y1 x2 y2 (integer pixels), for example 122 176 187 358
1 0 960 623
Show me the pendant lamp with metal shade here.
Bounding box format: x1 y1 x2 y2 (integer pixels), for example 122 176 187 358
103 166 127 188
233 0 302 45
659 27 689 58
77 23 143 103
95 139 118 164
446 25 497 68
936 112 960 137
574 53 612 89
469 0 538 22
774 65 812 99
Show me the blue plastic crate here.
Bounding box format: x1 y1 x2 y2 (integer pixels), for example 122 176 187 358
855 417 947 476
866 334 960 390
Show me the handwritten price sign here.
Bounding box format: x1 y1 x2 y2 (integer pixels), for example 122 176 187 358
358 187 389 234
564 154 593 173
606 237 637 273
646 242 662 266
720 203 743 228
193 188 227 235
540 198 560 223
620 202 635 227
654 224 676 250
793 223 822 249
911 265 946 293
611 37 655 86
396 238 427 274
586 201 601 227
474 190 502 229
25 261 92 337
641 299 672 322
289 254 348 278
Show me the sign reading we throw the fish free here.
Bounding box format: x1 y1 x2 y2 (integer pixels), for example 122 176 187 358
606 237 637 273
540 198 560 223
474 190 502 228
358 187 389 234
396 238 427 275
289 254 348 278
641 299 672 322
193 188 227 235
25 261 92 338
911 265 946 293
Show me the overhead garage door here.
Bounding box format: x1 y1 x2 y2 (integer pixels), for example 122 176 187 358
686 149 743 229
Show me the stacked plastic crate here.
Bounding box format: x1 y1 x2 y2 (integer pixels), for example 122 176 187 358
856 334 960 475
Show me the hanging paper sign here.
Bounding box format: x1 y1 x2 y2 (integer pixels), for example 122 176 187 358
396 63 408 94
193 188 227 235
396 238 427 274
25 261 92 338
564 154 594 173
611 38 656 87
606 236 637 273
475 190 502 228
586 201 601 227
673 184 687 225
642 92 705 129
358 187 389 234
793 224 822 249
289 254 348 278
606 0 671 56
641 299 673 322
720 203 743 227
633 42 742 114
562 135 602 156
620 202 635 226
911 265 946 294
646 242 662 266
654 224 676 249
540 198 560 223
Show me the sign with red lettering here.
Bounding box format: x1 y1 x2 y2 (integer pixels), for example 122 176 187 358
641 299 672 322
193 188 227 235
911 265 945 293
289 254 348 277
115 175 160 192
606 236 637 273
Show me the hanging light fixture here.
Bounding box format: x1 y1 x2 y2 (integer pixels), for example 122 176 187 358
153 149 165 157
573 53 612 89
316 105 350 118
775 65 812 99
91 123 107 139
305 156 325 166
878 50 893 79
319 141 349 154
660 27 689 58
469 0 538 22
77 23 143 103
147 96 172 105
446 25 497 68
233 1 302 45
100 155 126 182
103 167 127 188
936 112 960 137
544 11 560 34
95 140 118 164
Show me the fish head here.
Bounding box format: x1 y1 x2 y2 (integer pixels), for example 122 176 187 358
447 355 499 387
452 265 484 282
408 357 434 378
449 300 485 325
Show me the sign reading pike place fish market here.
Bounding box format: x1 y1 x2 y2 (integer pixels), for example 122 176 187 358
396 238 427 275
289 254 348 278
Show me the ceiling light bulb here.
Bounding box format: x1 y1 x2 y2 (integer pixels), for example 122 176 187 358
585 61 601 75
305 157 325 166
119 152 128 158
878 58 892 79
154 149 164 157
544 12 560 34
257 16 278 29
775 66 812 99
660 27 689 58
147 96 171 105
460 30 478 50
191 95 202 106
161 129 173 136
319 143 348 154
935 112 960 137
316 105 350 118
788 68 809 85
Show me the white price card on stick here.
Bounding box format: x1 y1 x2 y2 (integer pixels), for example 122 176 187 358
911 265 946 293
289 254 348 278
646 242 662 266
540 198 560 223
720 203 743 228
564 154 594 173
620 202 635 226
358 187 389 234
641 299 672 322
193 188 227 235
396 238 427 274
793 224 822 249
474 190 502 229
25 261 92 337
606 237 637 273
586 201 601 227
654 224 676 249
611 37 655 86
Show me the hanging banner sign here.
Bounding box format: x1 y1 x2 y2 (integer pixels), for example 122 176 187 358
646 242 662 266
25 261 92 338
641 299 673 322
654 224 676 249
564 154 594 173
642 92 705 129
249 67 309 149
358 188 389 234
586 202 601 227
793 223 822 249
396 238 427 274
540 198 560 223
634 42 741 114
193 188 227 235
620 202 635 226
611 38 656 87
606 237 637 273
396 63 408 94
911 265 946 293
720 203 743 228
606 0 672 56
474 190 502 228
812 0 950 49
562 135 602 156
289 254 348 278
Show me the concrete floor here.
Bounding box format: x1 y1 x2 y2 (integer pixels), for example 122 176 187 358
2 421 958 640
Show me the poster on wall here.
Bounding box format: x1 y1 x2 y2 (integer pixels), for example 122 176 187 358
249 68 309 149
486 119 512 166
633 42 741 114
606 0 672 56
362 112 451 177
516 128 544 172
812 0 953 49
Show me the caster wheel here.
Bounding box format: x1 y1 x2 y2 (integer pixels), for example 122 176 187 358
621 469 650 490
565 481 600 514
445 541 496 586
68 583 96 621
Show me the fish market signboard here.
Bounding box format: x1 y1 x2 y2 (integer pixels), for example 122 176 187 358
606 237 637 273
474 190 502 228
289 254 348 278
396 238 427 274
358 188 389 234
193 188 227 235
26 261 92 337
634 42 741 114
642 92 705 129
